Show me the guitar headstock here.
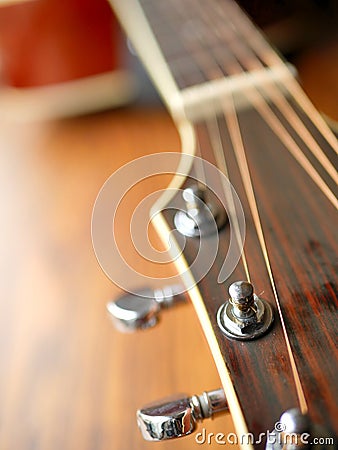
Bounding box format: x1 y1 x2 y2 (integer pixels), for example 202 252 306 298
96 0 338 447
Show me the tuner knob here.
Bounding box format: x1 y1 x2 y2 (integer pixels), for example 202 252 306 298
137 388 228 441
107 285 186 332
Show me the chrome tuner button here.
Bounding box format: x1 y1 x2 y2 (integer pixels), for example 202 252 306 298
174 185 227 237
137 388 228 441
266 408 337 450
217 281 274 340
107 285 186 332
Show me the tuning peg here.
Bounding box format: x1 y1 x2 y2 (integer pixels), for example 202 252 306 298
137 388 228 441
107 285 186 332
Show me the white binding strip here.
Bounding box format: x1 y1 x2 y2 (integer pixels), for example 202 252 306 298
150 119 252 449
110 0 184 118
152 209 252 447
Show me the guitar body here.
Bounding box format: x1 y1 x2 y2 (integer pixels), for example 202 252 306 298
0 0 136 118
109 0 337 447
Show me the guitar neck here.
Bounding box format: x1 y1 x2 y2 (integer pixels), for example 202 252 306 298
140 0 283 84
112 0 337 152
140 0 275 83
113 0 290 103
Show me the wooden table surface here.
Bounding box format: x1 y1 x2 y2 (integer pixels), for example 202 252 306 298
0 45 336 450
0 107 237 450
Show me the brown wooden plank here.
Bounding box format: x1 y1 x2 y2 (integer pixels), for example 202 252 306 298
0 107 238 450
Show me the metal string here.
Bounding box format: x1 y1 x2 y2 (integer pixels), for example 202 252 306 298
194 0 311 415
205 113 251 282
215 0 338 155
194 0 337 209
168 0 312 414
210 0 338 198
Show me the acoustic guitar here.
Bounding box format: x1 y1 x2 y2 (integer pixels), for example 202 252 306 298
100 0 337 448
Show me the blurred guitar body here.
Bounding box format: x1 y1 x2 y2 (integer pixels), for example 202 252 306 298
0 0 336 120
0 0 136 118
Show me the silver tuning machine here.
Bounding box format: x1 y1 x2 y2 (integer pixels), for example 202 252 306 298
137 388 228 441
107 285 186 332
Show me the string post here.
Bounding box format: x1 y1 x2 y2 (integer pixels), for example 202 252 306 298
183 185 207 211
174 184 227 238
217 281 274 340
228 280 256 319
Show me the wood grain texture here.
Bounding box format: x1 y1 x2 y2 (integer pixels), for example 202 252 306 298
0 108 237 450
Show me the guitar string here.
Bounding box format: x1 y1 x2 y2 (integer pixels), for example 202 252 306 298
217 99 313 413
219 62 338 209
173 0 310 414
194 139 209 190
209 7 338 185
165 0 337 209
197 0 337 210
151 1 251 280
164 0 252 282
214 0 338 155
195 0 309 415
220 89 309 415
205 114 251 282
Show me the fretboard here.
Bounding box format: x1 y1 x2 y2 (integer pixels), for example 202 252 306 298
138 0 282 89
112 0 303 126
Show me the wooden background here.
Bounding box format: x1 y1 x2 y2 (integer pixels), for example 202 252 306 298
0 44 336 450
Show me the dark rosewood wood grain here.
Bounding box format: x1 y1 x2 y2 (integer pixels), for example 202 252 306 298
140 0 269 89
163 104 337 447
